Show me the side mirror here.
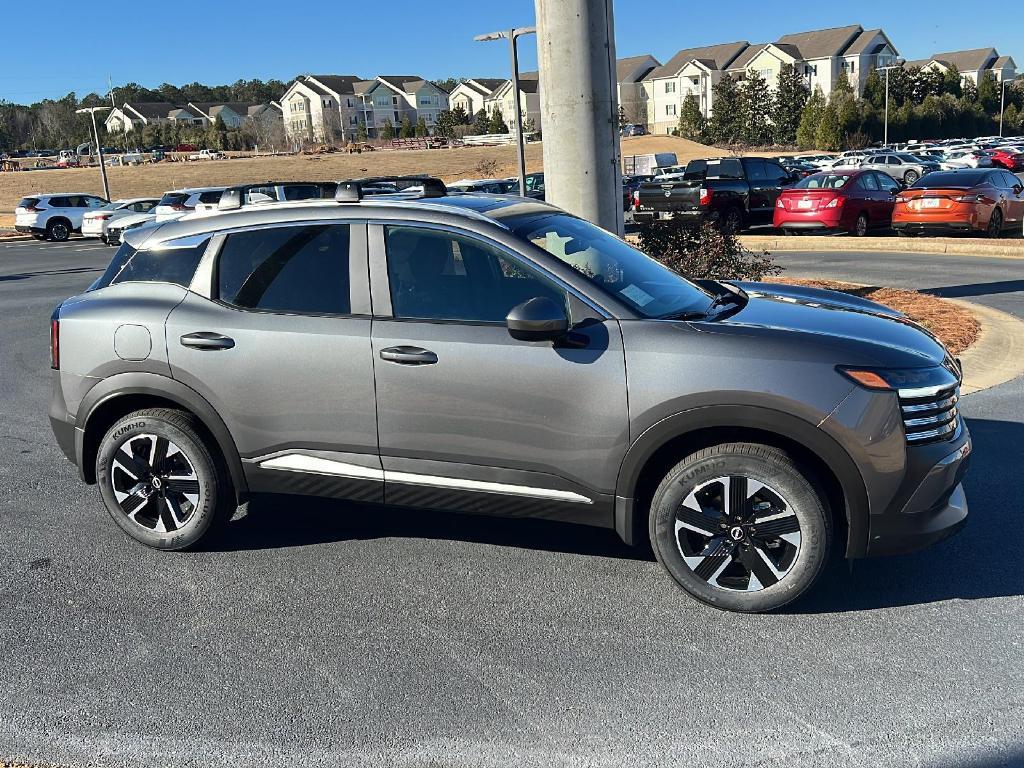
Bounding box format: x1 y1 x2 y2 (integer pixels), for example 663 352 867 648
506 296 569 342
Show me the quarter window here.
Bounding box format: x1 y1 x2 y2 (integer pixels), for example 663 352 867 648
384 226 566 323
96 238 210 289
217 224 351 315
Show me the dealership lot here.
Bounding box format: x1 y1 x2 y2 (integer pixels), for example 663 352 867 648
2 240 1024 767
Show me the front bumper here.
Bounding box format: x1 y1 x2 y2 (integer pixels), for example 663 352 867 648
865 427 971 556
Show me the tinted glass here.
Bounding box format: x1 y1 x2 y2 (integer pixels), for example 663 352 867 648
47 197 69 208
859 173 879 191
17 197 39 208
513 213 714 319
93 239 209 289
911 170 988 188
795 173 852 190
385 226 565 323
158 192 188 207
218 224 350 315
198 190 223 205
745 160 767 180
876 173 900 192
762 162 790 182
707 158 743 179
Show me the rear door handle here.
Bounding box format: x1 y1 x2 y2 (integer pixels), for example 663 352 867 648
379 346 438 365
180 332 235 350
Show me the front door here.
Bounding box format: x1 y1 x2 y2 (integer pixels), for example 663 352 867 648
370 224 628 525
166 221 382 502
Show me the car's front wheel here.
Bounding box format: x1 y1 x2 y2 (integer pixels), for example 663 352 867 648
46 219 70 242
903 170 919 185
96 408 232 550
649 443 832 612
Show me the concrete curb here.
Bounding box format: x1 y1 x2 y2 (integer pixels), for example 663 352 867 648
950 299 1024 395
740 235 1024 260
0 235 35 242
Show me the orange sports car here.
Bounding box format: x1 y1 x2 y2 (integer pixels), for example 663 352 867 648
892 168 1024 238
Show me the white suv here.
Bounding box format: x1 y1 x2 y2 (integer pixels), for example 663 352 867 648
15 193 109 241
153 187 227 222
81 198 160 242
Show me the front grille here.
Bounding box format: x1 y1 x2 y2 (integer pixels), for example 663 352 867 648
898 385 959 445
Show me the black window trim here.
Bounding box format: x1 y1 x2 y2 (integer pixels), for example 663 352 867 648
368 219 610 325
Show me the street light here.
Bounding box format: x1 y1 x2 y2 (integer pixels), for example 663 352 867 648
999 78 1011 137
474 26 536 196
878 58 906 148
75 106 111 201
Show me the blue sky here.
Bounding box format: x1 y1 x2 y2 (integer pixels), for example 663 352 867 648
0 0 1020 103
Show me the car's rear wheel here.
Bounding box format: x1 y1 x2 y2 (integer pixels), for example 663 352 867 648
96 408 232 550
46 219 71 242
903 170 919 185
649 443 832 613
721 207 743 235
986 208 1003 238
852 212 869 237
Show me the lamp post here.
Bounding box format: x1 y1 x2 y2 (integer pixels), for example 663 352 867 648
999 78 1009 137
75 106 111 201
878 58 906 148
474 26 536 196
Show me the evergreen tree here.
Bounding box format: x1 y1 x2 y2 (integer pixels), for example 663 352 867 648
796 87 826 149
1004 103 1021 133
434 110 456 138
415 116 428 137
977 71 1000 113
381 118 394 141
355 121 368 142
707 74 743 144
451 104 470 125
473 108 490 134
738 70 773 145
489 105 509 134
941 66 963 98
772 63 808 145
862 69 885 110
400 115 414 138
676 94 706 141
815 101 842 151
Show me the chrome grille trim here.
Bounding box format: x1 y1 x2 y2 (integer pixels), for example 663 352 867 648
898 385 960 445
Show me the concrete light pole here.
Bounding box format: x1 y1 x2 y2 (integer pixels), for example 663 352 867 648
535 0 623 234
999 79 1009 137
474 27 536 197
76 107 111 200
878 59 906 148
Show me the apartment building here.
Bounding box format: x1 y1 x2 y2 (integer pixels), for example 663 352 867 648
104 102 208 133
616 54 660 126
903 48 1018 86
484 73 542 134
448 79 507 116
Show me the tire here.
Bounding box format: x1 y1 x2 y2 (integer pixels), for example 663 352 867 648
648 443 832 613
897 229 914 238
46 218 71 242
986 208 1003 239
721 207 743 235
851 212 869 237
903 170 919 185
96 408 232 550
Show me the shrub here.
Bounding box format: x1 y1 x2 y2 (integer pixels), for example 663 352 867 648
637 219 781 282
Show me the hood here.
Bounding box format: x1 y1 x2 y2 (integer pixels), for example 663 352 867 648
690 281 948 368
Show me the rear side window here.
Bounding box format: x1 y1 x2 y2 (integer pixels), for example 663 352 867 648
217 224 351 315
17 197 40 209
706 158 743 179
47 197 69 208
158 192 189 207
93 238 210 289
198 190 223 205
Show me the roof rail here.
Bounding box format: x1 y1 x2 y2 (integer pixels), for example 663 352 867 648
335 175 448 202
218 181 338 211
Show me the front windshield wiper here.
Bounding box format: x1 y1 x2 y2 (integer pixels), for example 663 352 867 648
658 309 707 320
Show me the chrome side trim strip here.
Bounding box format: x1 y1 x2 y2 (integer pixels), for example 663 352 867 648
257 453 592 504
260 454 385 481
386 470 593 504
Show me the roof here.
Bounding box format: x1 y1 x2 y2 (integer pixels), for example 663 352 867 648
190 102 267 117
377 76 438 94
456 78 508 97
844 28 891 56
122 102 180 119
928 48 997 72
616 54 660 81
646 41 750 78
305 75 364 96
902 58 932 70
991 55 1014 69
776 24 863 59
727 44 768 72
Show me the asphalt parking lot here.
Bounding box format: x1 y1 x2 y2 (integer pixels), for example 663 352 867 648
2 239 1023 768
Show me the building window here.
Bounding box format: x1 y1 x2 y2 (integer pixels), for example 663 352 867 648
691 78 700 86
666 104 677 116
758 68 773 79
842 61 856 73
664 81 676 94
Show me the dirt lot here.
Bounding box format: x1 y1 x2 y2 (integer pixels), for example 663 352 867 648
0 136 792 227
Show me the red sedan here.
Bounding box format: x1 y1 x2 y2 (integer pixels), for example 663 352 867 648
773 169 902 236
985 148 1024 172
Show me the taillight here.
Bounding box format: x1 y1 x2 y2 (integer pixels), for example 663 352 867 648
698 188 712 206
95 213 112 220
170 203 194 212
50 316 59 370
895 195 909 204
953 194 982 203
23 205 40 213
823 196 844 209
632 190 640 210
776 198 785 208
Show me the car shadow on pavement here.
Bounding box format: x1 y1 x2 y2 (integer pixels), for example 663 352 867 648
924 280 1024 299
793 416 1024 613
0 266 102 282
215 493 653 562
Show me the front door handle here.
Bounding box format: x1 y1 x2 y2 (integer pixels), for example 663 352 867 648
180 332 235 350
379 345 438 365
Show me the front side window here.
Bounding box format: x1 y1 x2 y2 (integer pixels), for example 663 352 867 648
217 224 351 315
384 226 566 323
859 173 879 191
512 214 713 319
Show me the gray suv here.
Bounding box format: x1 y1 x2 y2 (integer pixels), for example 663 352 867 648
48 179 970 612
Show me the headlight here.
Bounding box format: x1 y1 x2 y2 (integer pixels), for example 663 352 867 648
838 364 960 393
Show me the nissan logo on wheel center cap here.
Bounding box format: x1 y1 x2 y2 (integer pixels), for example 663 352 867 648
729 526 745 541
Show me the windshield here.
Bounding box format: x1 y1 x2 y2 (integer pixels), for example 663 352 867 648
512 213 713 318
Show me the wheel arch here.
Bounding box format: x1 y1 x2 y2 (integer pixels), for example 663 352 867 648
614 405 869 558
77 372 247 502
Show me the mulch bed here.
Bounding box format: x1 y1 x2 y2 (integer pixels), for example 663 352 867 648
774 278 980 355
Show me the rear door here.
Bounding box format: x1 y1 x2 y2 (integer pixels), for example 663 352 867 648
369 223 628 523
165 220 382 502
